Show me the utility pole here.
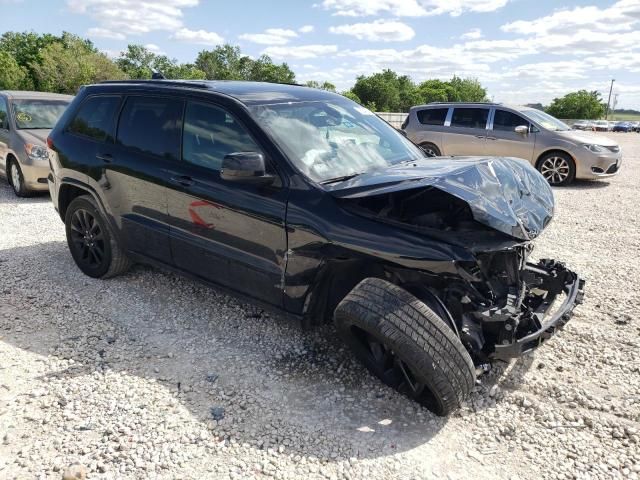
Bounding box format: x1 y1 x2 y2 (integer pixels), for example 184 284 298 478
605 79 615 119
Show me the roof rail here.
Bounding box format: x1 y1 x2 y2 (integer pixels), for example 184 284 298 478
98 79 211 89
426 101 502 105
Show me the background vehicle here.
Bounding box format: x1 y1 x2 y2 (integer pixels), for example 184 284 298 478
47 80 583 415
572 120 593 131
403 102 622 186
0 91 73 196
592 120 611 132
612 121 633 133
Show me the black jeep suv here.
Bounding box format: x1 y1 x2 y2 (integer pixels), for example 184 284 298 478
47 80 584 415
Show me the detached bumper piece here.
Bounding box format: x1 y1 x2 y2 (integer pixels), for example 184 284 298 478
490 259 585 360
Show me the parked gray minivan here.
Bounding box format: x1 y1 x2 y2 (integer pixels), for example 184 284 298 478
403 103 622 186
0 91 73 196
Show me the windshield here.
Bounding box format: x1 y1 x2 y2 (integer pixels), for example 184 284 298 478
250 99 424 183
521 109 570 131
12 99 70 129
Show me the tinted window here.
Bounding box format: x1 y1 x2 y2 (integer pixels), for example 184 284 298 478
0 99 8 130
416 108 448 126
493 110 529 132
450 108 488 129
68 96 120 141
182 102 261 171
117 96 183 160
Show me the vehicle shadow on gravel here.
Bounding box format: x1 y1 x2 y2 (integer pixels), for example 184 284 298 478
0 240 531 461
558 180 611 190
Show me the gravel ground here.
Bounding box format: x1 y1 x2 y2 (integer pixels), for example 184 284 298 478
1 133 639 480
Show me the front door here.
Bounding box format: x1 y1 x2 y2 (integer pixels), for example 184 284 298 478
167 100 287 307
486 109 536 162
441 107 490 156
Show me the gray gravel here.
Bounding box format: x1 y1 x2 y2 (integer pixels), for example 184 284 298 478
1 132 639 479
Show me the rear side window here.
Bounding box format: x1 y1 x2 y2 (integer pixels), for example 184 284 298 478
117 96 183 160
182 101 261 171
493 109 529 132
450 108 488 129
67 96 121 141
0 98 8 130
416 108 448 126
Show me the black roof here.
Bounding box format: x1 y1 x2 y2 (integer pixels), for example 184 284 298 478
97 80 341 106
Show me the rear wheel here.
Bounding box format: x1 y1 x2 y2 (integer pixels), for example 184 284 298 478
334 278 475 416
65 195 132 278
8 159 32 197
419 142 441 157
537 152 576 186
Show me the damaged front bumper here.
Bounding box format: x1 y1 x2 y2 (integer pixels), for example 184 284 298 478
489 259 585 360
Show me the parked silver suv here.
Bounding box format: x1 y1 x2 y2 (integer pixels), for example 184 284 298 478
0 91 73 196
403 103 622 185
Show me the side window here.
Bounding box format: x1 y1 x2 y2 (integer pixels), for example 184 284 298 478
117 96 183 160
416 108 448 126
182 101 261 171
0 98 8 130
493 110 529 132
67 96 121 141
450 108 489 129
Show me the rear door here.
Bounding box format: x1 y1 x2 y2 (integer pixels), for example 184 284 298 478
0 96 9 176
486 108 536 161
103 94 184 262
441 107 489 156
166 99 287 307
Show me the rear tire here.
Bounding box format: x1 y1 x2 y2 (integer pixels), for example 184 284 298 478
65 195 132 279
8 159 33 197
419 142 441 157
334 278 475 416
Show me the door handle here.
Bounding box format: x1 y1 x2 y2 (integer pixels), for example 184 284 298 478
475 135 486 139
171 175 195 187
96 153 112 163
486 136 497 141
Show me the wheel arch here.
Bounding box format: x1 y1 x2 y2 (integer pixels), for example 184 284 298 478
535 148 576 169
5 152 18 184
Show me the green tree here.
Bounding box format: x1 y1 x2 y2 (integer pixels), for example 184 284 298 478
352 70 410 112
0 50 29 89
448 76 487 102
305 80 336 92
117 45 206 80
194 45 295 83
32 36 126 94
546 90 605 119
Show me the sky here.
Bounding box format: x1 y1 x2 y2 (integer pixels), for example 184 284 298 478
1 0 640 109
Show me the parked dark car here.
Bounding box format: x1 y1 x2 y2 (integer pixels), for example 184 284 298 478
47 80 584 415
612 121 633 132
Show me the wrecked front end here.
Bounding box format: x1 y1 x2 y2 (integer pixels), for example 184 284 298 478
329 157 585 364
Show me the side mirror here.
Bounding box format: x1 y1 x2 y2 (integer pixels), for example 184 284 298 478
220 152 275 185
515 125 529 135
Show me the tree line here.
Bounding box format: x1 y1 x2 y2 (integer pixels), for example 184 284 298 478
0 31 609 118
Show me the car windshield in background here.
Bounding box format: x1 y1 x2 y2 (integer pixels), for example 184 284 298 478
250 100 423 184
13 100 69 129
521 109 571 132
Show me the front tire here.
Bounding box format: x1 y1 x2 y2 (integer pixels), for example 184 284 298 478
65 195 131 278
419 142 441 157
8 159 32 197
536 152 576 186
334 278 475 416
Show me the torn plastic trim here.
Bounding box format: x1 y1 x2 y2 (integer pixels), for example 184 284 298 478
326 157 554 241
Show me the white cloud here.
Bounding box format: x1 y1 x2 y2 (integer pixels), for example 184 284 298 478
144 43 165 54
461 28 482 40
299 25 315 33
263 44 339 59
240 28 298 45
171 28 224 46
87 27 125 40
319 0 509 17
329 20 415 42
68 0 199 36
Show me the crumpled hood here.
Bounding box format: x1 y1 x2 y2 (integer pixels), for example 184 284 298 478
326 157 554 241
18 129 51 146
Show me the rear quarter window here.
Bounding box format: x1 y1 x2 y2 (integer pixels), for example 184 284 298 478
67 96 121 142
416 108 448 126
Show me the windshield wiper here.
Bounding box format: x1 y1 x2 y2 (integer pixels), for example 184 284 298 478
320 173 363 185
